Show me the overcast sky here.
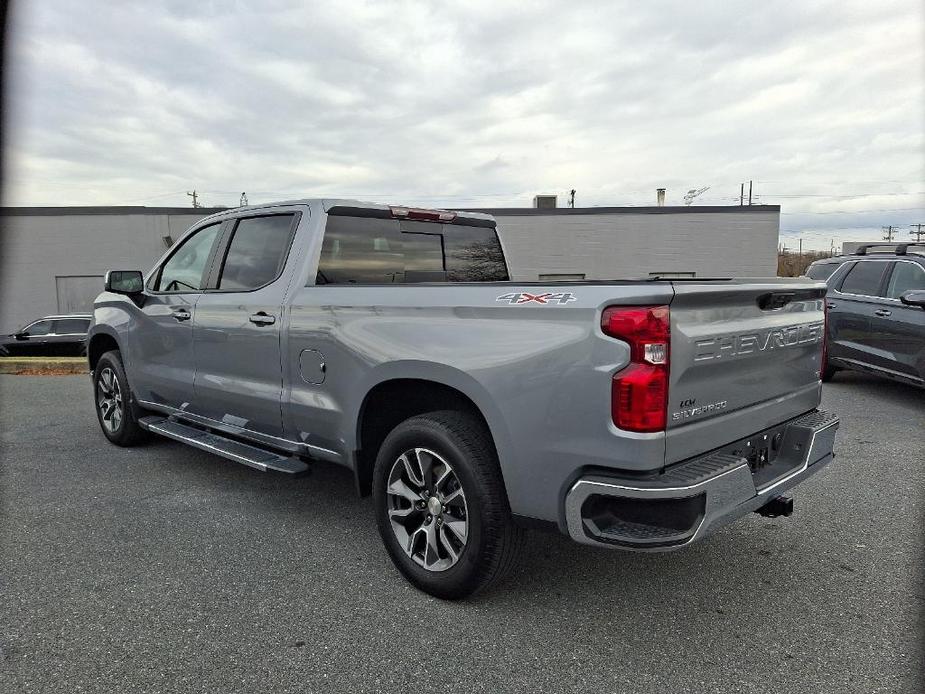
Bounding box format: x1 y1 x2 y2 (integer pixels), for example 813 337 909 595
5 0 924 250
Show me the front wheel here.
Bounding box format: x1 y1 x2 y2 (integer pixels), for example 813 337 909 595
93 350 146 446
372 410 524 599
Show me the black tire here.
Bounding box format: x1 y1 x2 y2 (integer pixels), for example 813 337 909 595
93 350 147 446
372 410 524 600
821 360 838 382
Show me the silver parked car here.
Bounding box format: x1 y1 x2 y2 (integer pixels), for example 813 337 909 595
87 199 839 598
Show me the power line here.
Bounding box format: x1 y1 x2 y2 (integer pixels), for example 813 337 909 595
121 190 189 204
911 223 925 243
759 192 925 198
781 207 925 215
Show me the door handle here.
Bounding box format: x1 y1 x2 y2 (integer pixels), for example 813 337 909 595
249 312 276 326
171 309 191 322
826 302 837 310
874 309 892 317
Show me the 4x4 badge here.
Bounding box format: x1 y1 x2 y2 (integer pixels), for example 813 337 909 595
496 292 577 305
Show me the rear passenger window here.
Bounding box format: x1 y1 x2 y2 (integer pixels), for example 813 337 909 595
885 262 925 298
315 216 508 284
53 319 90 334
838 261 888 297
218 215 295 290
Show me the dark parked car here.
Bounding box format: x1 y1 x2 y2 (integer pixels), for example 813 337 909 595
0 314 91 356
807 244 925 387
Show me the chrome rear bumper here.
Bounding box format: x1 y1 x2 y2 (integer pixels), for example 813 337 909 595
564 409 839 550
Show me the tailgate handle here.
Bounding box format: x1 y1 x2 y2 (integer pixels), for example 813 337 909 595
757 292 795 311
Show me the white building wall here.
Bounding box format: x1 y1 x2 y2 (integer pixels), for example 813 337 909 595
492 209 779 281
0 209 213 333
0 205 781 333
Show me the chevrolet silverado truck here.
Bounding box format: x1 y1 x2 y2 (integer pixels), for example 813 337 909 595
88 199 839 599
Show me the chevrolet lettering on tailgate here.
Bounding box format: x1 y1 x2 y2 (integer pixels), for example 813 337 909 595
694 321 824 362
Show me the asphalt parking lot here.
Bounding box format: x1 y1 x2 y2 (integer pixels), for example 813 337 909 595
1 373 922 693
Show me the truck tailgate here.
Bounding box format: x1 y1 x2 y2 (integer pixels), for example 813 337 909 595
665 279 827 465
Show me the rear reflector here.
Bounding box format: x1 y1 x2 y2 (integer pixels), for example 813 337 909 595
602 305 670 432
821 299 828 376
612 363 668 432
389 206 457 223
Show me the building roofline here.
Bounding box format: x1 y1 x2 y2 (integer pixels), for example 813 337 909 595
0 203 780 217
0 206 231 216
462 205 780 216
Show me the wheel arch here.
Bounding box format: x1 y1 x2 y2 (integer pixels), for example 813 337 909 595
87 328 121 373
352 365 513 500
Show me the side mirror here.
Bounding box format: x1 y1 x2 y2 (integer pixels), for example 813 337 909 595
899 289 925 308
105 270 144 295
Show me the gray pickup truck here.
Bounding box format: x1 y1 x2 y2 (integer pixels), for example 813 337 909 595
89 199 839 598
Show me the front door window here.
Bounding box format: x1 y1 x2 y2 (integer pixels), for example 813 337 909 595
156 223 222 292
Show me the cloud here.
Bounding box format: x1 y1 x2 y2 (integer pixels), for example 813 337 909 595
4 0 923 249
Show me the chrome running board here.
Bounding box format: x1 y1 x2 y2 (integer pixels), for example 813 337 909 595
138 416 309 474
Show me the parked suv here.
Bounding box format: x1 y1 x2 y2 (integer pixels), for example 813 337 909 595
1 314 91 356
814 244 925 387
87 199 840 598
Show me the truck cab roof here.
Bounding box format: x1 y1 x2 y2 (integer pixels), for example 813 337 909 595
192 198 496 227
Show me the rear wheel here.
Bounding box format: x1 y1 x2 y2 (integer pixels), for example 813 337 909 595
372 410 524 599
94 350 146 446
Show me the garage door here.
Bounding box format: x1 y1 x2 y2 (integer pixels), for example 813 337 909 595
56 275 104 314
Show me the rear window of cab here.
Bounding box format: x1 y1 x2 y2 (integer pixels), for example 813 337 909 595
314 216 509 285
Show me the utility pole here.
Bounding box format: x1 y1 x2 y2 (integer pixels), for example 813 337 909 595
740 183 744 206
748 180 753 205
799 238 803 257
910 223 925 243
240 192 249 207
187 190 202 208
882 225 900 242
568 189 576 208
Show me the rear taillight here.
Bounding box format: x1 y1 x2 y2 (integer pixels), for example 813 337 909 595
389 206 457 223
602 305 670 432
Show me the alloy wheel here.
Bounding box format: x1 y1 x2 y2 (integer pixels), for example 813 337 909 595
97 367 123 433
386 447 469 572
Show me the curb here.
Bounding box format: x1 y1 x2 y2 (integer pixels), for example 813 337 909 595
0 357 89 375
